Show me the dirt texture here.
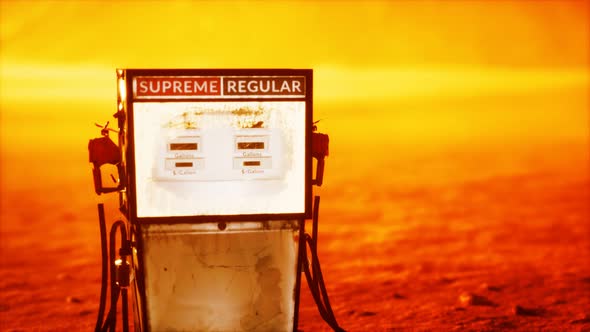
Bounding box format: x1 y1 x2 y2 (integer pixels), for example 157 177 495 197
1 133 589 331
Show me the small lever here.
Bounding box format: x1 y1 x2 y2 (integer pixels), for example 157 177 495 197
95 121 118 137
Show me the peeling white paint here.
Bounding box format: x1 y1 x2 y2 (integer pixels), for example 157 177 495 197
133 101 306 218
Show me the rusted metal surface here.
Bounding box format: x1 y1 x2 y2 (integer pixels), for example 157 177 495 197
140 221 299 331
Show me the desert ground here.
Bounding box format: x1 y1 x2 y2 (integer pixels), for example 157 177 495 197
1 80 589 332
1 1 589 330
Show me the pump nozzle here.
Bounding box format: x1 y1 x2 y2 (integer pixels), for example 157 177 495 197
89 122 125 195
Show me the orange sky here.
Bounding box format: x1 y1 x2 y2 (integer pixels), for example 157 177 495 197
1 1 588 101
0 1 589 189
1 1 588 68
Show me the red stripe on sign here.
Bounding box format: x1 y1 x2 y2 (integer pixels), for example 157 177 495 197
135 77 221 97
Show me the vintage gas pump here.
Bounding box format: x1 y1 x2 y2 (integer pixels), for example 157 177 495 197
88 69 344 332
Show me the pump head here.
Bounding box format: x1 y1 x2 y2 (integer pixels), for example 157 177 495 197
88 121 125 194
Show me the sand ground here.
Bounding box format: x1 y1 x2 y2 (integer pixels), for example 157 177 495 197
1 93 589 331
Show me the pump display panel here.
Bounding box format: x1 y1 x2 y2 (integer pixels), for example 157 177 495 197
125 70 311 220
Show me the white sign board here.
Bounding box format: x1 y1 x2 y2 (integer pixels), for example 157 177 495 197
124 71 312 220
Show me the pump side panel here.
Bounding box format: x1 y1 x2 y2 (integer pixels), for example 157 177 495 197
139 221 300 331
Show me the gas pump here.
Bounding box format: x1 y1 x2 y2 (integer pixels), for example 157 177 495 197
88 69 344 332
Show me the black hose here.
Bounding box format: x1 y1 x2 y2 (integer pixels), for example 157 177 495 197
302 196 346 332
121 288 129 332
101 288 120 332
95 216 130 332
312 196 319 282
109 221 128 332
303 236 344 332
95 204 109 332
302 247 333 323
109 223 119 332
310 235 336 320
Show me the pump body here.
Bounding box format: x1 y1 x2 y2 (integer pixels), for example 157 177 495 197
91 69 324 332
